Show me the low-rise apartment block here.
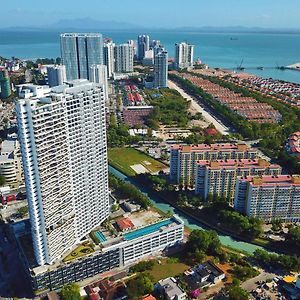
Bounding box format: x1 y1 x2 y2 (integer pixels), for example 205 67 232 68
170 143 258 187
234 175 300 222
16 213 184 292
195 159 281 201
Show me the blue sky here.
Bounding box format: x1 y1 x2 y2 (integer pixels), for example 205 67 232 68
3 0 300 28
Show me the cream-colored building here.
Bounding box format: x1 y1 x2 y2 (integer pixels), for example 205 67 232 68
170 143 258 187
0 139 23 184
195 159 281 202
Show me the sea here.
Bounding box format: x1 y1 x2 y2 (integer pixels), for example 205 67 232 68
0 30 300 83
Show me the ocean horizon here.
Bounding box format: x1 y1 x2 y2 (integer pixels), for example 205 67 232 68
1 30 300 83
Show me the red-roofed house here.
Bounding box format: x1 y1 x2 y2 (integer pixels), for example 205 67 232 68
141 295 157 300
116 217 135 231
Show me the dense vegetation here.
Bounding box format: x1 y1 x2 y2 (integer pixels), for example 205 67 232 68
285 225 300 253
253 249 300 272
170 73 300 173
61 283 81 300
126 273 154 300
219 210 263 239
107 122 141 148
130 260 156 273
227 282 249 300
145 88 190 129
109 174 152 209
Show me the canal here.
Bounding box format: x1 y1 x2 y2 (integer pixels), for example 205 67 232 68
109 165 264 254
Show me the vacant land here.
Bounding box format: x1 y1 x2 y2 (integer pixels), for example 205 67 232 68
149 259 190 282
108 147 167 176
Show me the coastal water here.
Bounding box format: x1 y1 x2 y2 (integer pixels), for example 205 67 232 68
0 30 300 83
108 165 263 254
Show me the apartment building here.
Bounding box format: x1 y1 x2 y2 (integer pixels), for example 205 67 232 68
234 175 300 222
170 143 258 187
114 44 134 73
18 215 184 291
16 80 109 266
195 159 281 202
174 42 194 70
60 33 104 80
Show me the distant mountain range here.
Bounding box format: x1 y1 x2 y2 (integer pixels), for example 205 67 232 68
1 18 300 34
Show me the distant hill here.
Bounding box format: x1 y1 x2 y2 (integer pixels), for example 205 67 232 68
51 18 143 30
0 20 299 34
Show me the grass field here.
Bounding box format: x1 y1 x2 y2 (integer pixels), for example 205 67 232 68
149 259 190 282
108 147 167 176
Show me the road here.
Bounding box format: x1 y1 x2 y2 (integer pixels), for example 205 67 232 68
168 80 230 135
241 269 276 292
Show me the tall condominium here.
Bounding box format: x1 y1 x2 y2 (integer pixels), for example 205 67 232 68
16 80 109 265
60 33 104 80
234 175 300 222
154 50 168 88
114 44 134 73
195 159 281 202
89 65 108 101
153 45 165 57
175 42 194 70
103 42 115 78
170 144 258 187
47 65 67 87
0 69 11 99
137 35 150 60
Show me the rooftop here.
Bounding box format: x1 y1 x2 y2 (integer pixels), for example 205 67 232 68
158 277 186 298
197 158 280 170
171 143 253 152
239 175 300 186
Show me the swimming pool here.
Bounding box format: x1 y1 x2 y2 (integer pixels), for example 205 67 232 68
123 219 174 241
95 231 107 243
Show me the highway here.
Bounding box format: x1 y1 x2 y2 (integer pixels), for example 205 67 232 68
168 80 231 135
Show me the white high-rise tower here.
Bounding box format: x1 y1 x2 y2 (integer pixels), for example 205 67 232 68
154 50 168 88
89 65 108 101
16 80 109 266
175 42 194 70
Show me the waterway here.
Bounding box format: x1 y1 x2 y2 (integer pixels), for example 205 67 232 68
108 165 263 254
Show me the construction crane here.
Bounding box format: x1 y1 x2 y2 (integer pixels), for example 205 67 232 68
237 59 245 71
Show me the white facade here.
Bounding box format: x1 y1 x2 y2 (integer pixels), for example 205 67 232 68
103 42 115 78
17 84 51 99
175 42 194 70
234 175 300 222
89 65 108 101
154 50 168 88
103 216 184 265
16 80 109 265
47 65 67 87
137 35 150 60
114 44 134 73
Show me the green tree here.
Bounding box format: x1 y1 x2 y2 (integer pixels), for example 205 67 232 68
286 226 300 252
61 283 81 300
0 176 6 187
127 274 154 300
228 285 249 300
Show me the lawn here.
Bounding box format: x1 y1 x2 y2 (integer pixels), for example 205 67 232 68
108 147 167 176
63 242 94 263
149 259 190 282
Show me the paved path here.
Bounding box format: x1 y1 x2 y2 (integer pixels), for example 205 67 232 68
168 80 230 135
241 270 276 292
